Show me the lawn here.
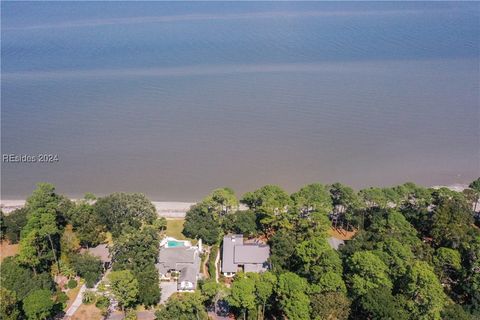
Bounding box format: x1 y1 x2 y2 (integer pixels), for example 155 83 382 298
165 218 187 240
0 241 19 261
71 304 103 320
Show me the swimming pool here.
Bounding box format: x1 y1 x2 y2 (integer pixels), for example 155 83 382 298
167 240 185 247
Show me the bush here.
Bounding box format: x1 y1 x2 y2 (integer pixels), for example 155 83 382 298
82 290 96 304
56 291 69 304
208 245 218 279
84 272 100 288
124 309 137 320
95 295 110 309
67 279 78 289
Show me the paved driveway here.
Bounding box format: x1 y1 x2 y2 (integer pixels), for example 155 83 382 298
64 284 86 318
160 282 177 304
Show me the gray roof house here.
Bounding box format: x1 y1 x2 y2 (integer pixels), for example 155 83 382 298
156 245 201 291
80 244 111 270
222 235 270 277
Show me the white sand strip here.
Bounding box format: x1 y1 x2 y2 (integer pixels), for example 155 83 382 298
1 199 195 217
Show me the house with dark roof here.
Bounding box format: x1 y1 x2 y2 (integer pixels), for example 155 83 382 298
221 234 270 277
156 239 202 292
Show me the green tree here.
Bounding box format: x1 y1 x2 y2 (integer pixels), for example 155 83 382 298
310 291 351 320
112 226 159 271
311 271 347 294
36 208 60 268
276 272 311 320
295 237 343 285
2 208 28 243
329 182 363 229
291 183 333 216
429 197 473 248
359 187 388 209
441 304 472 320
0 287 21 320
70 253 103 288
433 247 461 286
60 224 80 257
227 274 256 320
346 251 392 296
268 229 297 272
23 289 54 320
358 287 409 320
67 201 105 247
373 238 415 281
222 210 258 237
18 231 42 274
183 202 221 245
135 264 161 307
200 279 219 307
155 292 207 320
107 270 139 310
205 187 239 215
0 257 54 301
241 185 293 234
255 272 276 320
468 177 480 212
461 236 480 313
94 193 157 238
26 183 60 212
400 261 446 320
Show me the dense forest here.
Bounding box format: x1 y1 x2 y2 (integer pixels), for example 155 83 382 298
1 178 479 320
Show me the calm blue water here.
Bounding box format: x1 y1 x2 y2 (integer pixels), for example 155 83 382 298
1 2 479 200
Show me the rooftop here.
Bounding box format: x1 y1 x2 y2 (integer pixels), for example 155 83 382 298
81 244 111 263
222 234 270 274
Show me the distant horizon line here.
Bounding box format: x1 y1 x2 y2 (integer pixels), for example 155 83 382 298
3 58 475 81
3 8 442 31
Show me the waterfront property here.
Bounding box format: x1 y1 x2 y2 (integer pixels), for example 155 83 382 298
156 237 202 292
221 234 270 277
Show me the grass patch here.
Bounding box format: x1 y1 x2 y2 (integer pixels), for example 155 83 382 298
71 303 103 320
165 218 187 240
0 241 19 262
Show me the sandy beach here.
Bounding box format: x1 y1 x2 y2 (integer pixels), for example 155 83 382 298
0 199 195 217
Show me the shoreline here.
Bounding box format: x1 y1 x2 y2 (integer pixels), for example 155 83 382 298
0 183 471 216
0 199 195 217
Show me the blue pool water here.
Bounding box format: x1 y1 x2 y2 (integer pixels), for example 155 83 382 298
168 240 185 247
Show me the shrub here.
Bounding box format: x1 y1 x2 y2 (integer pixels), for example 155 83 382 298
124 309 137 320
56 291 69 304
208 245 218 279
82 290 96 304
95 295 110 309
67 279 78 289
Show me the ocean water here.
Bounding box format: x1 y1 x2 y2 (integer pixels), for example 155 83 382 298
1 2 479 200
